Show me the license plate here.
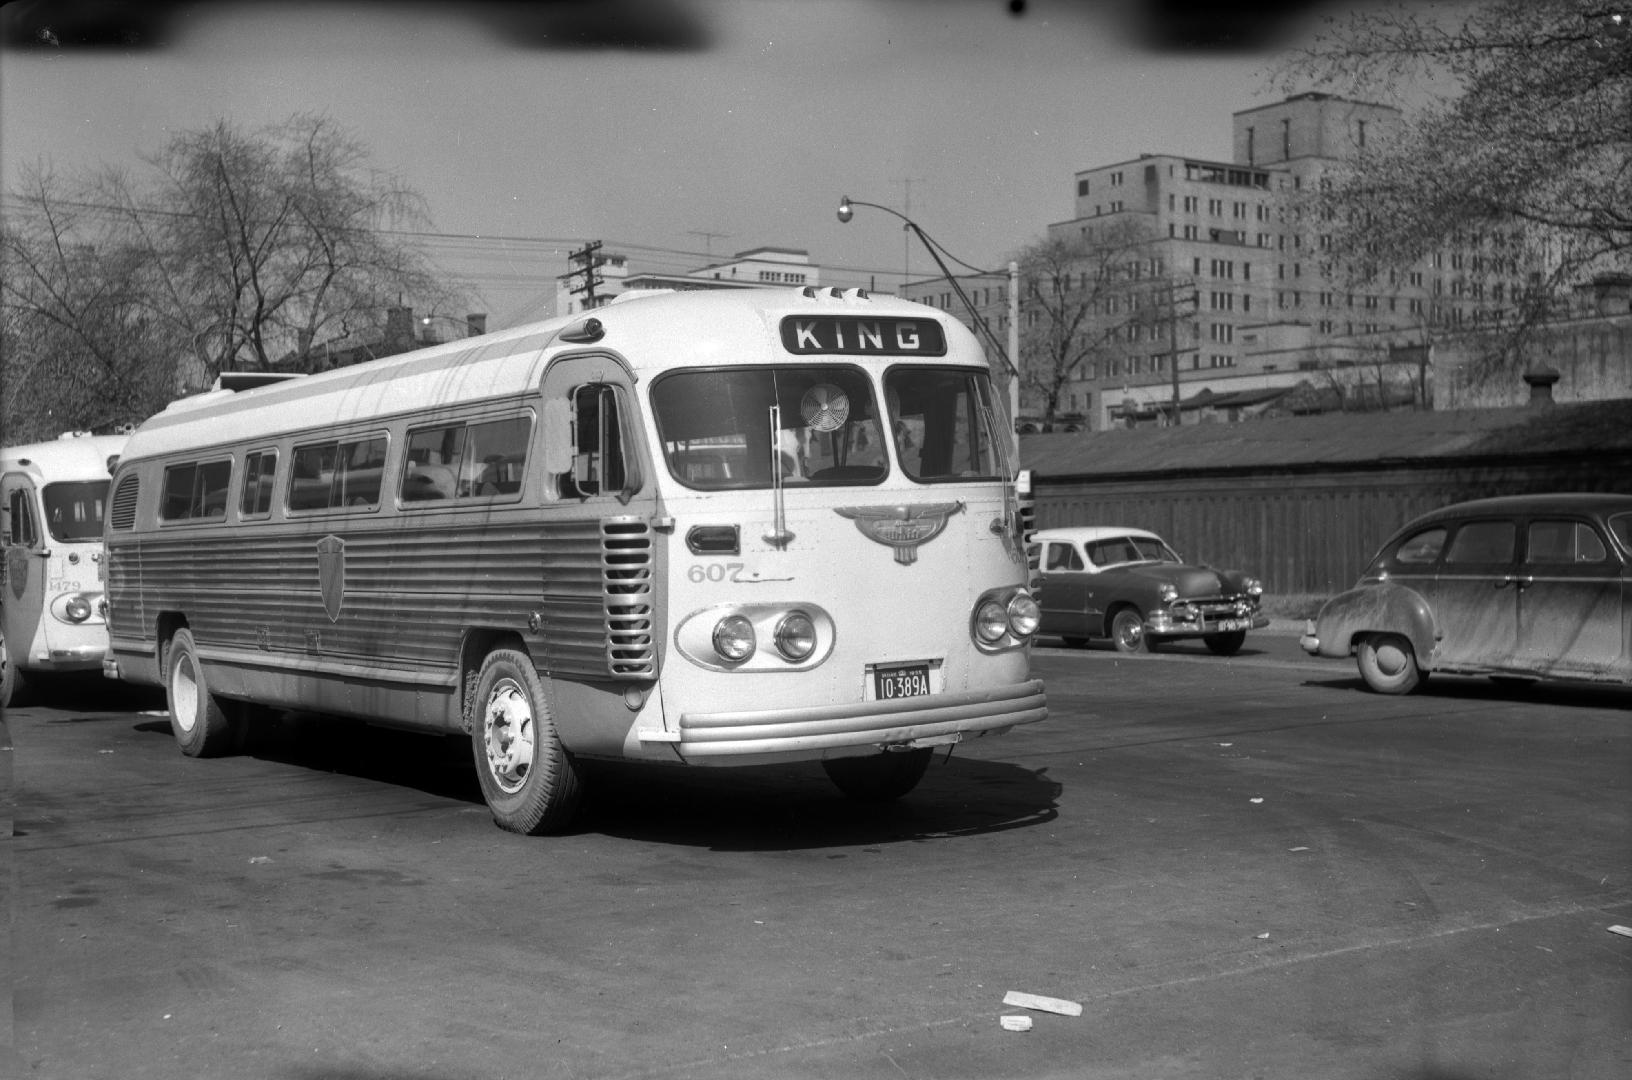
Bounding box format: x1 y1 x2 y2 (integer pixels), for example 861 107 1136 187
1208 618 1249 632
874 664 931 700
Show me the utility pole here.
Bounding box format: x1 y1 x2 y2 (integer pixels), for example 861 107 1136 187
567 241 604 309
1164 280 1199 426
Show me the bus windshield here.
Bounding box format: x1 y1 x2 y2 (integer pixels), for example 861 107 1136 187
652 366 889 489
884 367 1006 482
43 480 109 541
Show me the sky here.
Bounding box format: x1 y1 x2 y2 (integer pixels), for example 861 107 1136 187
0 0 1352 330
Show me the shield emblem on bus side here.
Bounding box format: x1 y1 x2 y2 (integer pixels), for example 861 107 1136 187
316 535 345 623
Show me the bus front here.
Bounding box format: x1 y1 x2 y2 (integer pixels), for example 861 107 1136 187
638 294 1046 795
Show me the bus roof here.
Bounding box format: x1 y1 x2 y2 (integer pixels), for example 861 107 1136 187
117 288 984 464
1 432 129 481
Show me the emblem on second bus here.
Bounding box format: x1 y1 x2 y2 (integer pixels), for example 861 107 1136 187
834 502 964 565
317 534 346 622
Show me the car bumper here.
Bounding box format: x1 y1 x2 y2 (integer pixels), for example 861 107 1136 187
1145 612 1268 638
1299 620 1321 655
675 679 1047 761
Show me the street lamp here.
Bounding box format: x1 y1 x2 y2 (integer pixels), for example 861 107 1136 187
837 195 1021 451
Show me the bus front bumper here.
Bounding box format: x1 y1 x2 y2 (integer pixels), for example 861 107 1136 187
674 679 1047 760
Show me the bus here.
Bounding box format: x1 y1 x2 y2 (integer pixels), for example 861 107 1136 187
103 287 1047 833
3 432 128 707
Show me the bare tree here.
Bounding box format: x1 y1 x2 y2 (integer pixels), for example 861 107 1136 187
1014 218 1174 430
1276 0 1632 363
3 114 461 439
1 167 180 442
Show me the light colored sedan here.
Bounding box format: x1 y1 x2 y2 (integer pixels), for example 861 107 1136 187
1301 493 1632 693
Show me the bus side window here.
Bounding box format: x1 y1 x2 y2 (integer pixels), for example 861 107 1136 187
563 385 628 499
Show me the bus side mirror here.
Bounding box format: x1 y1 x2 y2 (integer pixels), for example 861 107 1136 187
541 397 574 476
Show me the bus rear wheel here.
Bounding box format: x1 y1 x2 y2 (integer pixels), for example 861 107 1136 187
470 649 582 835
822 749 932 801
165 629 243 757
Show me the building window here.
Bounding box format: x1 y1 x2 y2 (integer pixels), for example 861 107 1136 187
1078 179 1089 196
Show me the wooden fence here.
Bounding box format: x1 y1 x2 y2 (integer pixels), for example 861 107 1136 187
1032 456 1632 599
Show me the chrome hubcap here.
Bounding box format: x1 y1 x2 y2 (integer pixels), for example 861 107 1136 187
482 680 535 794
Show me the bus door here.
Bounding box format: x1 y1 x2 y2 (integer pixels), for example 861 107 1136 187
537 352 666 729
2 474 47 667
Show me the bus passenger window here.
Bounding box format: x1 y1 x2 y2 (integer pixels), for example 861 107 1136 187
5 489 37 547
161 460 231 521
240 449 278 517
402 415 530 503
288 436 387 511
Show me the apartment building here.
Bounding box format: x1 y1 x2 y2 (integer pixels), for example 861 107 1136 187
556 247 818 316
914 92 1543 430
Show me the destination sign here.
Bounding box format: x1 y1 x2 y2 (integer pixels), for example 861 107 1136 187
779 316 947 357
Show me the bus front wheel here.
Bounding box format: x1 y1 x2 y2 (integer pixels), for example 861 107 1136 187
822 749 932 801
165 629 243 757
470 650 582 835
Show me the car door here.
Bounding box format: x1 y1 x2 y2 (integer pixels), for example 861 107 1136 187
1514 516 1627 678
1425 516 1519 670
2 476 47 669
1035 539 1092 638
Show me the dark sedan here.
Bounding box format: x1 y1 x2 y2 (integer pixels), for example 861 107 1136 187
1033 526 1267 654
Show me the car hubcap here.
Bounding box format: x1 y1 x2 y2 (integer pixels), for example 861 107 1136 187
482 680 535 794
1374 641 1408 678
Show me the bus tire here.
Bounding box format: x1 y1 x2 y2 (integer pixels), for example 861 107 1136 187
470 650 582 835
822 749 932 802
165 629 242 757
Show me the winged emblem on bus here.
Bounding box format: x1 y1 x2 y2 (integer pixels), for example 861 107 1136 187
834 502 964 565
316 534 346 622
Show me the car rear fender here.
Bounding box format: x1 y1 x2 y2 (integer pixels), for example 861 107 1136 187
1316 583 1436 664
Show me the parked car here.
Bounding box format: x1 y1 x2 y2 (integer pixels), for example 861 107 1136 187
1032 526 1267 655
1300 493 1632 693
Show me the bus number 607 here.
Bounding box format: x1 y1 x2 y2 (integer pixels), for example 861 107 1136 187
687 562 744 584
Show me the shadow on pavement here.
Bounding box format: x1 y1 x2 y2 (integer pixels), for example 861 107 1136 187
1300 673 1632 710
130 710 1062 850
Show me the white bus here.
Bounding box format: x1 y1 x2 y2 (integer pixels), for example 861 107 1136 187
104 287 1046 833
3 432 128 706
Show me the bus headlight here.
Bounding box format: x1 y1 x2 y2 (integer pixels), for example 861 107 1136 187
974 599 1009 644
773 611 817 662
1006 591 1040 638
64 595 95 623
712 615 756 663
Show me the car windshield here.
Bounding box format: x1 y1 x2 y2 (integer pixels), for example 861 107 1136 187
651 366 888 490
42 480 108 541
1085 534 1181 568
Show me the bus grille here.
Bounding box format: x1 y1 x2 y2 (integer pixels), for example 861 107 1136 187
110 474 139 531
539 517 656 680
604 519 656 677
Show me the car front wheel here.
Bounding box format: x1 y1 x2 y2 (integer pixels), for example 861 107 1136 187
1110 608 1149 654
1356 633 1423 695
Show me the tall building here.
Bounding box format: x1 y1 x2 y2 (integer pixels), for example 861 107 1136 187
915 92 1541 430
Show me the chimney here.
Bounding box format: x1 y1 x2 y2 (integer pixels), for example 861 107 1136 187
1523 364 1560 408
385 307 415 351
466 313 487 336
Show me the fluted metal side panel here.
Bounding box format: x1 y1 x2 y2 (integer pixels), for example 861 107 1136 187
536 517 656 680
